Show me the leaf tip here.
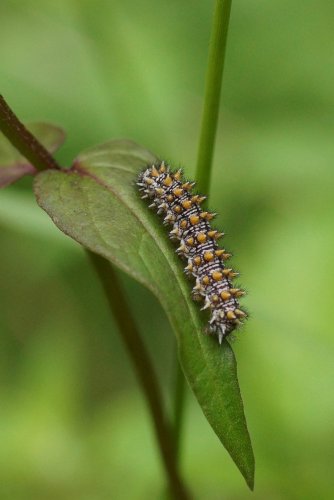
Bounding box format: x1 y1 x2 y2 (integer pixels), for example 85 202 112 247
243 453 255 491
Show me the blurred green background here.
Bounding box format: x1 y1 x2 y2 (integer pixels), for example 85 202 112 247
1 0 333 498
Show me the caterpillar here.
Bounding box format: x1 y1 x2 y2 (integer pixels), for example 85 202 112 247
137 162 247 343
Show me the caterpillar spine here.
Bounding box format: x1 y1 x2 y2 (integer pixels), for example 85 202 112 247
137 161 247 343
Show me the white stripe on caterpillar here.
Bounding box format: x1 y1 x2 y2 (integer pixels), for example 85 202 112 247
137 162 247 343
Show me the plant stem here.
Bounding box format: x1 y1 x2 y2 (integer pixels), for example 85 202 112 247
0 95 189 497
88 252 191 500
169 0 232 472
0 95 60 171
195 0 232 194
172 348 186 465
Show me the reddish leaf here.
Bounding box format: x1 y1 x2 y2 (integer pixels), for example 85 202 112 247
0 123 65 188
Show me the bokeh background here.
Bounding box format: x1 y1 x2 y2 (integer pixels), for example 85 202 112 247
1 0 333 498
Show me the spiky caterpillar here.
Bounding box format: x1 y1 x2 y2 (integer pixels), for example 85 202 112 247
137 162 247 343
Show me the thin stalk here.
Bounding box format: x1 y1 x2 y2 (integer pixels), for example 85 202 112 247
0 95 189 499
0 95 60 171
195 0 232 194
170 0 232 469
88 252 191 500
172 355 186 465
170 0 233 468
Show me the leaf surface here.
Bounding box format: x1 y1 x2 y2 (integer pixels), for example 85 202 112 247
34 139 254 489
0 123 65 188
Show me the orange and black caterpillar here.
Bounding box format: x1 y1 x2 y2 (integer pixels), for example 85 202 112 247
137 162 247 343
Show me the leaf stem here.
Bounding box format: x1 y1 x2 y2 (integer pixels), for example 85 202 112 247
170 0 232 472
88 252 191 500
171 349 187 465
0 93 190 499
195 0 232 194
0 95 60 171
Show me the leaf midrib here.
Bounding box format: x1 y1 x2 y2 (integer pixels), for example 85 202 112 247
73 162 198 325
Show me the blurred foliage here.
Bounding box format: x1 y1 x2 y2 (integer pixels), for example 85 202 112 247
0 0 334 498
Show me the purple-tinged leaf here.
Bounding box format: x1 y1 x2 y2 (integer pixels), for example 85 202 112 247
0 123 65 188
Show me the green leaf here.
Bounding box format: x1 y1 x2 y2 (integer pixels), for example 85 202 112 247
34 139 255 489
0 123 65 188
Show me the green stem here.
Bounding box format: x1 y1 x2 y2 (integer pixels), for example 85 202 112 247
88 252 191 500
195 0 232 194
0 95 60 171
170 0 232 471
